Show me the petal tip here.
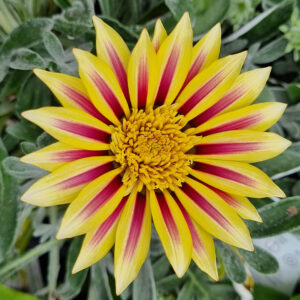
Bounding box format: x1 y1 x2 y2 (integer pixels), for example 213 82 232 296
72 260 85 274
173 264 188 278
256 214 263 223
243 239 254 252
72 48 89 62
236 50 248 61
177 11 191 29
32 68 46 78
115 277 130 296
276 188 286 198
208 268 219 281
140 28 150 40
259 66 272 80
56 226 68 240
92 14 103 26
21 110 33 120
211 22 221 34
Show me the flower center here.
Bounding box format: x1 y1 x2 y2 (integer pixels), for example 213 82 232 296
110 105 195 190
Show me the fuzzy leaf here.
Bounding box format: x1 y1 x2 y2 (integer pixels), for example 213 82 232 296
133 258 156 300
239 246 279 274
246 197 300 238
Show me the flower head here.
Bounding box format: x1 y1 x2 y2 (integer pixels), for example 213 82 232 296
21 13 290 294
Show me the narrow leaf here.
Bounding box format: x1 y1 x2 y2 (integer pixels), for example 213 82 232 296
216 241 246 283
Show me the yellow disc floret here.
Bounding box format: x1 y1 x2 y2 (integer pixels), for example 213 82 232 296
110 105 195 190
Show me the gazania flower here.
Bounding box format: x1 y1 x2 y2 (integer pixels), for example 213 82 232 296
21 13 290 294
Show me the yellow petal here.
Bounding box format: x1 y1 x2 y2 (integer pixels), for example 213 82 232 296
72 196 127 273
56 168 127 239
190 158 285 198
190 67 271 126
192 102 287 135
207 185 262 222
182 23 221 89
22 107 111 150
21 156 114 206
149 189 192 277
127 29 158 110
177 200 218 280
20 142 106 171
152 18 167 52
33 69 109 124
177 52 247 123
114 186 151 295
174 177 253 251
192 129 291 162
154 12 193 106
93 16 130 101
73 49 130 125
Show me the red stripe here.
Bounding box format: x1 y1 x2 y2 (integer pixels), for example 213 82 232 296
124 194 147 260
58 162 112 189
195 142 263 155
193 162 256 187
56 119 110 143
63 86 110 124
155 46 180 105
90 196 128 247
207 185 241 209
181 182 230 228
178 72 223 116
82 175 123 219
200 114 263 136
156 193 180 244
190 87 245 127
175 196 204 252
181 52 206 91
54 149 106 162
106 42 130 103
137 57 149 109
90 71 125 119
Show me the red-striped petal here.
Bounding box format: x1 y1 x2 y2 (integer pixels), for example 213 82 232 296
176 52 247 123
128 29 158 110
190 158 285 198
176 198 218 280
33 69 110 124
21 156 114 206
174 177 253 250
57 168 127 239
181 23 221 90
154 12 193 106
192 130 291 162
73 49 130 125
73 196 128 273
204 184 261 222
149 189 192 277
190 67 271 126
192 102 287 136
20 142 106 171
22 107 111 150
93 16 130 102
115 187 151 295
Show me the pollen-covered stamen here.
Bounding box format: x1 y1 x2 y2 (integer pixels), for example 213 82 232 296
110 105 195 190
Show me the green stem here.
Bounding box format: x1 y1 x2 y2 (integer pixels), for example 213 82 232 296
0 239 61 281
48 207 60 300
